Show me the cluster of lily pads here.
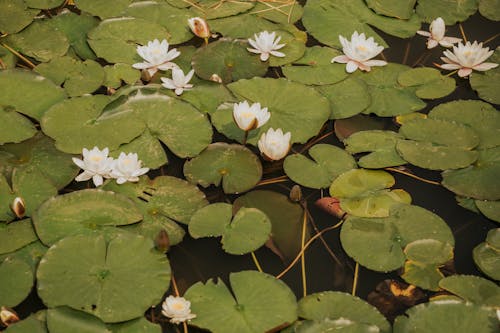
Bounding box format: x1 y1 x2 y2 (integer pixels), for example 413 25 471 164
1 0 499 332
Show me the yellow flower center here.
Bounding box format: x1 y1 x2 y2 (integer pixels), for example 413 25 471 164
357 45 367 52
463 50 474 57
241 112 255 119
172 302 185 311
90 156 102 162
152 48 161 55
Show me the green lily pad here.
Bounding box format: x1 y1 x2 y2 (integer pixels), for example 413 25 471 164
41 95 145 154
398 67 456 99
343 130 407 168
401 260 446 291
470 49 500 103
302 0 420 48
184 270 297 333
0 0 39 34
394 299 498 332
87 17 168 64
184 143 262 194
35 57 105 97
442 146 500 200
249 1 304 24
32 189 143 246
267 29 307 67
298 291 390 333
74 0 133 18
209 13 280 39
4 19 69 62
439 275 500 307
189 203 272 255
3 311 47 333
233 190 307 262
330 169 395 198
0 44 17 69
366 0 416 19
108 318 161 333
25 0 63 9
284 144 357 189
111 129 167 169
0 257 33 307
37 233 171 323
340 204 454 272
282 46 348 85
216 77 330 145
103 175 208 246
473 229 500 280
317 77 371 119
475 200 500 222
0 69 67 121
0 106 37 144
0 240 48 273
340 189 412 218
47 307 109 333
180 82 237 114
479 0 500 20
0 218 37 254
428 100 500 149
103 63 140 89
192 39 268 84
416 0 478 24
190 0 256 19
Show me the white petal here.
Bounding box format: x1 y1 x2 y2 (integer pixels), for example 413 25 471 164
331 55 349 64
75 171 93 182
72 157 85 169
260 53 270 61
346 61 358 73
473 62 499 71
132 62 152 69
247 48 262 55
175 87 184 95
427 39 439 49
416 30 431 37
363 59 387 67
440 63 461 70
92 174 104 187
270 50 285 58
458 68 473 77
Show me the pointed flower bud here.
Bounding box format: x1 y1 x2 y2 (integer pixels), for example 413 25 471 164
1 307 19 327
188 17 211 39
11 197 26 219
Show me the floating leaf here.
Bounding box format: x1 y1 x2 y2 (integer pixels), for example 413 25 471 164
341 189 412 218
249 1 304 24
440 275 500 306
37 233 171 323
317 77 371 119
190 0 256 19
208 13 278 39
343 130 407 168
192 39 268 84
475 200 500 222
107 318 161 333
184 143 262 194
180 82 237 114
0 240 48 273
47 307 109 333
0 44 16 69
366 0 416 19
32 189 143 246
0 106 37 144
3 311 47 333
25 0 63 9
473 229 500 280
398 67 456 99
111 129 167 169
0 257 33 307
0 0 39 34
416 0 478 23
330 169 395 198
284 144 357 189
479 0 500 21
234 190 307 262
334 114 388 141
74 0 133 18
0 219 37 255
401 260 446 291
103 63 140 89
189 203 272 255
184 270 297 333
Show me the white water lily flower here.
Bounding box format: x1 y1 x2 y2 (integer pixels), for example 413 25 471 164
258 128 291 161
110 152 149 184
417 17 461 49
161 68 195 95
440 41 498 77
72 147 113 187
247 31 286 61
188 17 211 39
233 101 270 131
161 296 196 324
132 39 180 77
331 31 387 73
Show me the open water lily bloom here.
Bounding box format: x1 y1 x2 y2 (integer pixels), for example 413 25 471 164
417 17 461 49
233 101 270 131
110 152 149 184
331 31 387 73
161 68 195 95
441 41 498 77
247 31 286 61
161 296 196 324
258 128 291 161
132 39 180 77
72 147 113 187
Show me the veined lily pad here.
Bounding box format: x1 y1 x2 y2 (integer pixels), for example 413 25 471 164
184 270 297 333
473 229 500 280
0 0 39 34
37 233 171 323
0 240 48 273
340 204 454 272
0 70 67 121
108 317 161 333
190 0 256 19
282 46 348 85
442 146 500 200
479 0 500 21
233 190 307 262
184 143 262 194
439 275 500 306
41 95 145 154
0 257 33 307
341 189 412 218
398 67 456 99
343 130 407 168
189 203 272 255
192 39 268 84
284 144 357 189
393 300 498 333
74 0 133 18
0 106 37 144
416 0 478 23
180 82 237 114
111 129 167 169
302 0 420 48
103 63 140 89
47 307 108 333
249 1 304 24
0 218 37 254
366 0 416 19
475 200 500 222
3 311 47 333
317 77 371 119
298 291 390 333
35 57 105 97
32 189 143 246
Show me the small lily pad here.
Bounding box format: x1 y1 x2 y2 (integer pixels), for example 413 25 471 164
0 240 48 273
189 203 272 255
0 106 37 144
0 218 37 255
209 14 279 39
284 144 357 189
184 270 297 333
111 129 167 169
47 307 109 333
475 200 500 222
180 82 237 114
184 143 262 194
398 67 456 99
3 311 47 333
401 260 446 291
0 44 17 69
0 257 33 307
439 275 500 307
340 189 412 218
473 229 500 280
330 169 395 198
317 77 371 119
37 233 171 323
416 0 478 24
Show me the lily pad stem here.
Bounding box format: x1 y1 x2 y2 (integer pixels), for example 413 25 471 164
384 167 440 185
0 43 35 69
251 252 263 273
300 205 308 297
204 37 209 46
171 274 189 333
351 262 359 296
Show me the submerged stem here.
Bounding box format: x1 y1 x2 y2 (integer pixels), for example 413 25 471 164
0 43 35 69
300 207 308 297
251 252 263 273
351 262 359 296
385 167 441 185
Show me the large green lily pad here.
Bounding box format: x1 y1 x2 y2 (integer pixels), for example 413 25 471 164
190 0 256 19
416 0 478 24
0 44 17 69
317 77 371 119
398 67 456 99
108 318 161 333
284 144 357 189
74 0 133 18
0 0 39 34
37 233 171 323
479 0 500 21
25 0 63 9
184 270 297 333
366 0 416 19
473 229 500 280
32 189 143 246
189 203 272 255
184 143 262 194
439 275 500 307
47 307 109 333
0 218 37 254
0 257 33 307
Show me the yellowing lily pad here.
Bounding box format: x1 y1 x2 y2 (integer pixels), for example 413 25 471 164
330 169 395 198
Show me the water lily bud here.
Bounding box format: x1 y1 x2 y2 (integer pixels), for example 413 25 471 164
187 17 211 39
257 128 291 161
0 307 19 327
11 197 26 219
289 185 302 202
